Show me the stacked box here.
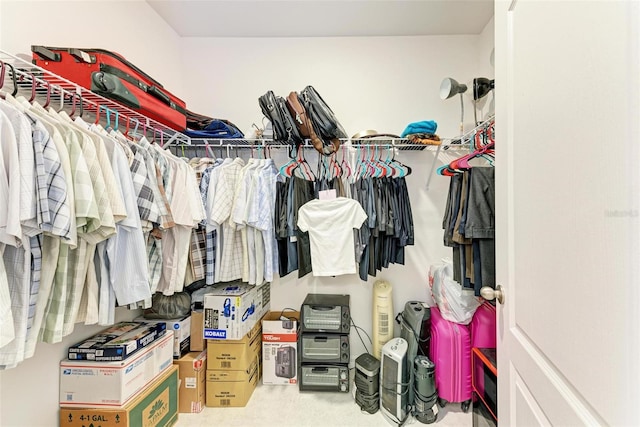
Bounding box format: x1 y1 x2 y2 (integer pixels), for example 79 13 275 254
174 351 207 413
60 331 174 407
262 311 299 385
59 365 179 427
136 315 192 359
203 282 270 340
67 322 167 361
205 317 263 407
190 310 204 352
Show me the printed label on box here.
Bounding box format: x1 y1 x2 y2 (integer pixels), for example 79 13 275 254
185 377 197 389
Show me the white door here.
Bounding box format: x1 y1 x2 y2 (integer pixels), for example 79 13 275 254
494 1 640 425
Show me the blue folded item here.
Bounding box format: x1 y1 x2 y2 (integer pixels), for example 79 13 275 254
184 119 244 139
400 120 438 138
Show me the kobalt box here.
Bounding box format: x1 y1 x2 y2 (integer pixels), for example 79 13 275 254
203 282 270 340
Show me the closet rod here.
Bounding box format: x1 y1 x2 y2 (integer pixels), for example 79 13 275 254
182 137 465 150
0 50 190 146
425 115 495 190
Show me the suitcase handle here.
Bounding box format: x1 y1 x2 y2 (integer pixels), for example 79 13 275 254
147 85 171 106
31 46 61 62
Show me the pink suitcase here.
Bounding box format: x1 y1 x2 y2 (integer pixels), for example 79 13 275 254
470 301 497 348
429 306 473 412
470 302 497 401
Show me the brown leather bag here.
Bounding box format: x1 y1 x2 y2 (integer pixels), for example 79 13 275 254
286 91 327 155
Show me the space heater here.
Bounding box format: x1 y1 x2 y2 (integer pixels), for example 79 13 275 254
380 338 409 426
373 280 394 360
354 353 380 414
397 301 431 405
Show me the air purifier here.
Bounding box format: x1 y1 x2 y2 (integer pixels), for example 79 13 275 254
372 280 393 360
380 338 409 426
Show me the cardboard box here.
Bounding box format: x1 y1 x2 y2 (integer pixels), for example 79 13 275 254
203 282 270 340
60 331 174 407
190 310 204 352
206 319 262 371
68 322 167 361
174 351 206 413
262 311 299 385
60 365 178 427
205 360 260 407
136 315 191 359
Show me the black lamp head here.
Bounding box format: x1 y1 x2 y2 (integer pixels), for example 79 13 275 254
440 77 467 100
473 77 495 101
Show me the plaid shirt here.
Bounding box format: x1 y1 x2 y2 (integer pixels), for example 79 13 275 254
200 166 216 284
28 116 72 241
128 145 161 226
0 241 30 367
211 158 245 282
189 227 207 282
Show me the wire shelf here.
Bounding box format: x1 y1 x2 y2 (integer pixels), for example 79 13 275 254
0 50 190 146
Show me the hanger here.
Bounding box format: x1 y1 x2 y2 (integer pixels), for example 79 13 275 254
0 61 18 99
340 145 352 179
41 79 52 109
27 73 37 103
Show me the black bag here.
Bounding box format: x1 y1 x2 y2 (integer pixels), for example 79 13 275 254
143 292 191 320
258 90 304 146
300 85 347 154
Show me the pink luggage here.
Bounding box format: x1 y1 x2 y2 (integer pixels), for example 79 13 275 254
429 306 473 412
470 301 497 348
470 301 497 402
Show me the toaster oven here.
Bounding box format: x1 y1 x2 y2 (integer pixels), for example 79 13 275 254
300 294 350 334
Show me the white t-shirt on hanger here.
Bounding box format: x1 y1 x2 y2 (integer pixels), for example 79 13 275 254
297 197 367 277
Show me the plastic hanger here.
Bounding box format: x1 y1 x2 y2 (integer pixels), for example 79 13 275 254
41 80 52 109
0 61 18 99
27 73 37 103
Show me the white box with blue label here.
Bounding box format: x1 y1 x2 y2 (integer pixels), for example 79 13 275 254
203 282 270 340
59 330 174 407
135 315 191 358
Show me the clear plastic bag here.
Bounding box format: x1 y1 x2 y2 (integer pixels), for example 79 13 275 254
428 259 482 325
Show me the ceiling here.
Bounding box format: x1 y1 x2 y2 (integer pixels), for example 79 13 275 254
145 0 494 38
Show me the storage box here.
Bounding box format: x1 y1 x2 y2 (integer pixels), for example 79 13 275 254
262 311 299 385
190 310 204 352
205 360 260 407
59 365 179 427
203 282 270 340
206 319 262 371
136 315 191 359
60 331 174 407
174 351 206 413
67 322 167 361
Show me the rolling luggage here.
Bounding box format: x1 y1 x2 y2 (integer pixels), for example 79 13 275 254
470 301 496 349
31 45 187 131
429 306 472 412
470 301 497 409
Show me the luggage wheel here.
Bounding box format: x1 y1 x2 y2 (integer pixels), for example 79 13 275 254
437 397 448 408
461 400 471 413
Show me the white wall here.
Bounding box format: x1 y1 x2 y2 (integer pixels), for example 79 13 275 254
0 0 186 98
0 4 494 425
179 34 488 363
0 2 182 426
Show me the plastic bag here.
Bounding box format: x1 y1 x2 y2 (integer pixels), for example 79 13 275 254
428 259 481 325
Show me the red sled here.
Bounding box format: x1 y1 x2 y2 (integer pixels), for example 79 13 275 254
31 45 186 131
429 305 473 412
